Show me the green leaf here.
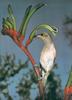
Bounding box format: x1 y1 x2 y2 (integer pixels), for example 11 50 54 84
18 5 32 36
2 18 13 29
66 67 72 87
8 4 16 30
29 24 58 41
6 17 15 29
8 4 13 15
18 3 46 38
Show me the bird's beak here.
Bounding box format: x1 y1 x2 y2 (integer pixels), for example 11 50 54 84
33 35 37 38
34 34 41 38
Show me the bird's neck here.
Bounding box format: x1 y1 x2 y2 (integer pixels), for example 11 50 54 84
43 40 52 48
43 43 51 51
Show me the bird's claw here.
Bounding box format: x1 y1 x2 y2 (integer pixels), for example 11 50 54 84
38 76 44 81
38 72 48 80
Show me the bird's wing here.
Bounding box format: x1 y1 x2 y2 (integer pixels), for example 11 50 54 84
40 63 46 72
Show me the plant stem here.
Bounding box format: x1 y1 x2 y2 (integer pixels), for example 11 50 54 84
3 29 45 99
65 66 72 87
13 36 45 99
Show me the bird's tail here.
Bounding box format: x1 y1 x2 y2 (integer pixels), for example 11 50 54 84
34 65 45 100
38 71 50 100
42 71 50 86
34 64 50 99
38 79 45 100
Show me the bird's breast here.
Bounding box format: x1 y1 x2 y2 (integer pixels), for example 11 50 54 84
40 44 56 72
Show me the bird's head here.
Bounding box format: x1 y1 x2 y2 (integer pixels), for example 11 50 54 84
34 32 53 45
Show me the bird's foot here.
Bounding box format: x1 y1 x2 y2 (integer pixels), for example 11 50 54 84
38 72 49 81
34 64 48 81
38 76 44 81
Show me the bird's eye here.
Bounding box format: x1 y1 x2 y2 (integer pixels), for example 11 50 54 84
41 33 43 36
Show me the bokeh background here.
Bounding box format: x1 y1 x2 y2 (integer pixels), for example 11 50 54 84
0 0 72 100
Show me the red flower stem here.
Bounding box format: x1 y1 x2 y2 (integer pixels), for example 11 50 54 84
14 37 36 66
3 29 44 99
64 87 72 100
13 36 44 98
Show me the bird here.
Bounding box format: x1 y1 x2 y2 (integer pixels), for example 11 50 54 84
34 32 56 86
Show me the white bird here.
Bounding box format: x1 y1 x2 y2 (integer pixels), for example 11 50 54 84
35 32 56 85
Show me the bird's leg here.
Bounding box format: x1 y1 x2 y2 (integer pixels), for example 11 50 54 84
34 64 49 82
38 71 46 80
34 64 43 80
34 64 46 81
38 70 50 82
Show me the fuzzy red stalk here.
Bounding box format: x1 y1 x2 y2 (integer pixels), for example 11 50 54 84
64 87 72 100
19 35 25 43
25 38 31 47
2 28 45 99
